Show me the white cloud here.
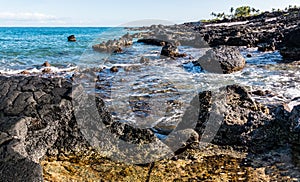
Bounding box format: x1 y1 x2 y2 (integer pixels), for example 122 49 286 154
0 12 70 26
0 12 57 21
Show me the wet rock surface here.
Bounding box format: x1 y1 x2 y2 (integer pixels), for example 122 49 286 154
160 43 187 58
0 76 299 181
197 46 246 74
127 8 300 63
92 33 133 53
2 9 300 180
195 85 292 153
0 76 157 180
41 144 300 182
67 35 76 42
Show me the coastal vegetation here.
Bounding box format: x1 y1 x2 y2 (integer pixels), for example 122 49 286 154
204 5 300 22
210 6 260 20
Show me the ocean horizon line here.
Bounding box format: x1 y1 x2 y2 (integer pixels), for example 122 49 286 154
0 26 124 28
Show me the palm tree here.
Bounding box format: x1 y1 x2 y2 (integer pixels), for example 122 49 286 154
221 12 225 19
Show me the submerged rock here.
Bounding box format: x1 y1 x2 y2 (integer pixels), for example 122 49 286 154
110 66 119 72
139 56 150 63
197 46 246 74
246 54 252 58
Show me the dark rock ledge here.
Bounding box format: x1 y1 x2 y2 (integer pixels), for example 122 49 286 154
0 76 76 181
0 76 300 181
126 8 300 63
0 76 157 181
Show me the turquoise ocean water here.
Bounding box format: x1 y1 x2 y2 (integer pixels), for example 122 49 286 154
0 27 127 73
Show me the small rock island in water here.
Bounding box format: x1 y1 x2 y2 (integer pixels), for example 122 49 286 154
1 5 300 182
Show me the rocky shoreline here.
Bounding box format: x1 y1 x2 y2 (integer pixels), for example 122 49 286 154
127 7 300 63
1 76 299 181
1 8 300 182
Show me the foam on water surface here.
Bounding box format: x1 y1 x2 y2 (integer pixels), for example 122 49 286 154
1 27 300 130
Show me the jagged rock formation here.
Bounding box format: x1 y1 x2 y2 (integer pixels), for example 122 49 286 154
197 46 246 74
280 28 300 62
92 33 133 53
0 76 299 181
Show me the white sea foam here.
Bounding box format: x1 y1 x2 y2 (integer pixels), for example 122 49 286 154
0 66 78 75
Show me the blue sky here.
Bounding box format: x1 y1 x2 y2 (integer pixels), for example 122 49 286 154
0 0 300 26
